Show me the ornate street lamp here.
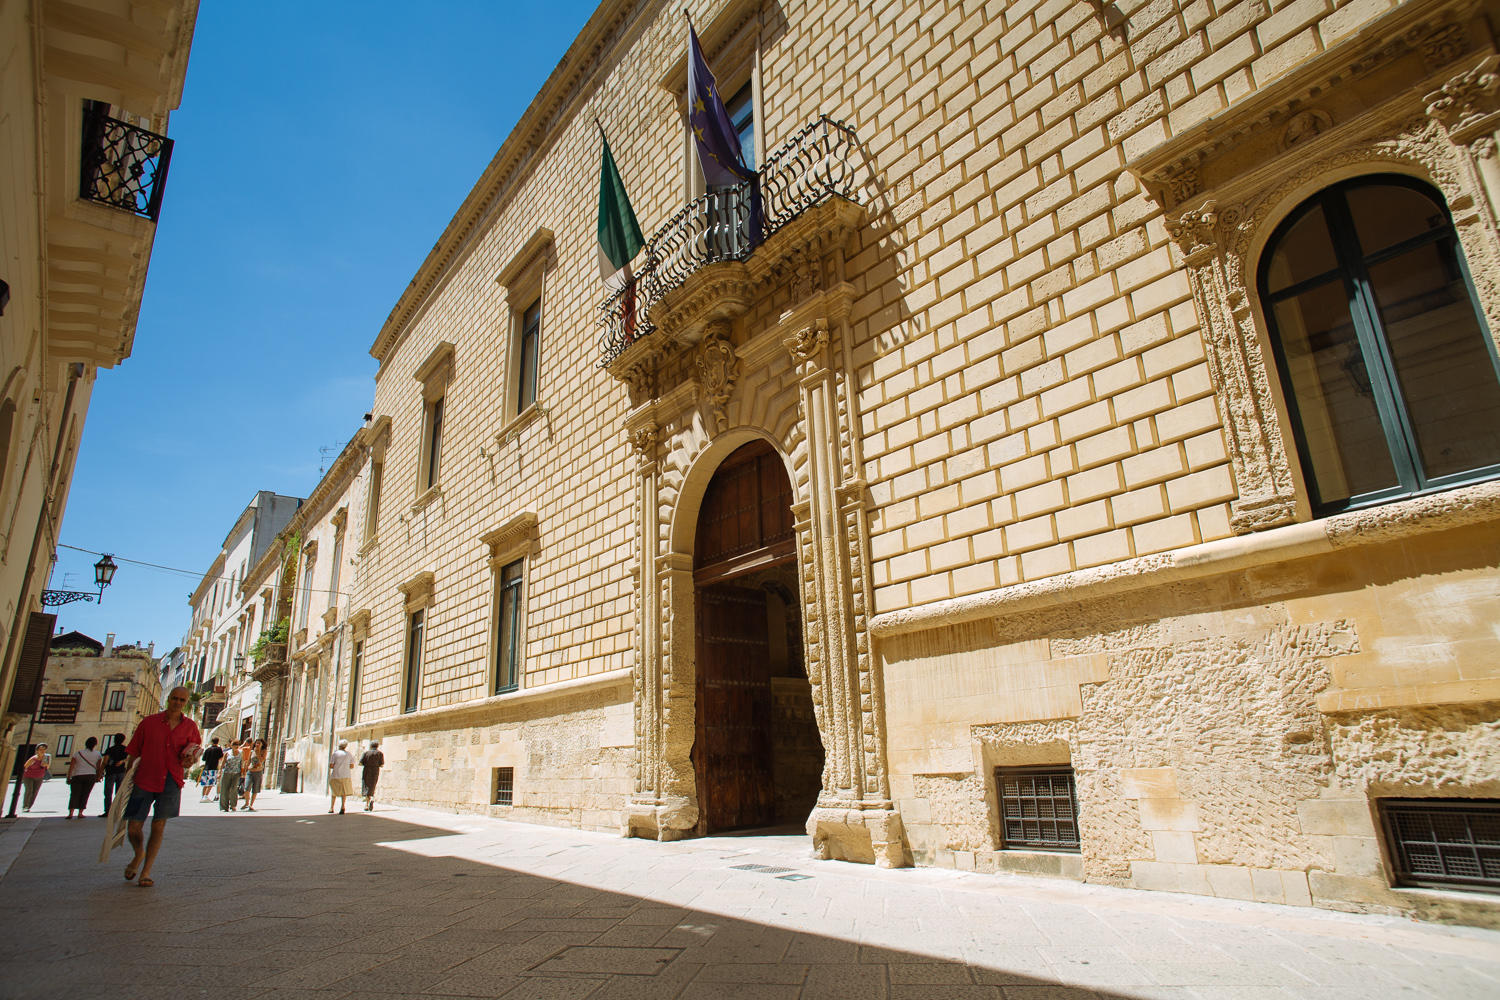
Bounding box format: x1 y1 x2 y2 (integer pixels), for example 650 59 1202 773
41 552 118 607
234 654 246 674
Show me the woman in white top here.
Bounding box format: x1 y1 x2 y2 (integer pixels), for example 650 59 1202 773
66 736 104 819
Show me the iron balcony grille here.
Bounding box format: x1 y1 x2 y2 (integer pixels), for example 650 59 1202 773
997 765 1081 852
1380 799 1500 892
598 115 862 366
79 100 175 222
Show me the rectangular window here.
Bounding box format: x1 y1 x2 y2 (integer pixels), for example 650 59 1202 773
347 639 363 726
364 458 383 543
996 766 1081 852
517 300 540 414
493 766 514 806
56 734 73 756
327 530 344 611
423 395 445 490
1380 799 1500 892
495 559 524 694
107 689 125 712
403 609 424 714
298 557 315 631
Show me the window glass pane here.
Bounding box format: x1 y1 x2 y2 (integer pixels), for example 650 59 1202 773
1368 242 1500 479
1264 203 1338 294
1348 183 1447 257
518 301 540 413
727 83 754 170
1271 281 1400 505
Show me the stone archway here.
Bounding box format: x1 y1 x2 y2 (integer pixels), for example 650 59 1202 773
689 438 823 834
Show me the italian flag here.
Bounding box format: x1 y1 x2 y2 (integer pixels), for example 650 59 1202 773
597 132 644 289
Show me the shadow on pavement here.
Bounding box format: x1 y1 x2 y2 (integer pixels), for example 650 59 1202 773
0 811 1160 1000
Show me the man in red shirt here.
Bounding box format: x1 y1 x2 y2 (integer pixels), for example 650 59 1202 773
122 686 201 887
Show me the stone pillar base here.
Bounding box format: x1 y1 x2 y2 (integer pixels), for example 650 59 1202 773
623 796 697 842
808 803 910 868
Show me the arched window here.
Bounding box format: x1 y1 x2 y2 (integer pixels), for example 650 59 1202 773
1258 175 1500 515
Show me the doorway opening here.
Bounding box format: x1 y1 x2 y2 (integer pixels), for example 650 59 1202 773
692 439 824 835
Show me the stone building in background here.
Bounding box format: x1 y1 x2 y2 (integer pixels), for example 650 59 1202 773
181 491 303 732
190 0 1500 923
0 0 199 791
31 630 161 776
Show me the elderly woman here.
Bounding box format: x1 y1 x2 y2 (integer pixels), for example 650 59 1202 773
21 743 50 811
218 740 243 812
66 736 104 818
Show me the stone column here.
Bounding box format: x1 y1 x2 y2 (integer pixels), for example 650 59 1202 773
785 318 908 867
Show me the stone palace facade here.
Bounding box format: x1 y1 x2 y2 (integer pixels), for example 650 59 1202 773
232 0 1500 923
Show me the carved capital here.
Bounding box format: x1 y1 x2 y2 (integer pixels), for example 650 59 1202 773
1425 55 1500 147
695 323 740 435
628 424 658 456
1166 200 1221 263
784 318 829 365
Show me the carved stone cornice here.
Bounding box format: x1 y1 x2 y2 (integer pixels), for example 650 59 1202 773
396 570 436 612
1129 0 1487 210
479 513 538 565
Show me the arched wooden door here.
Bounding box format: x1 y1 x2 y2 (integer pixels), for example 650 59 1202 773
692 439 804 834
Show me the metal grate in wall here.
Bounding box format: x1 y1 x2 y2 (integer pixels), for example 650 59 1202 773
996 765 1080 852
1380 799 1500 892
493 767 514 807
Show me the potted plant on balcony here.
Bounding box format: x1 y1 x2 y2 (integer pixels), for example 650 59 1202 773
249 618 290 666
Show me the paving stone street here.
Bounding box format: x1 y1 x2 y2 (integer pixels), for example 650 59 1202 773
1 779 1498 1000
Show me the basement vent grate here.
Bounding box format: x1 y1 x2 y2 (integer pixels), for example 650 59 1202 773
730 863 795 873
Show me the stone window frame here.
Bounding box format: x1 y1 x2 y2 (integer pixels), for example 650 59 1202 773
296 540 318 637
346 608 371 727
479 512 538 696
396 570 435 715
495 228 554 428
412 342 455 504
1128 2 1500 533
360 416 391 552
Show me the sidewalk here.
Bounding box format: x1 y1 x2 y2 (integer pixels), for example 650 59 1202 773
1 777 1498 999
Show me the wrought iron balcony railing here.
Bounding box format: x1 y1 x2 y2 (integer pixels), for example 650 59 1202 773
79 100 175 222
599 115 861 366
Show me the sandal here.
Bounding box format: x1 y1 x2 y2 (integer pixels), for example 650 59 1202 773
124 864 138 881
137 877 154 888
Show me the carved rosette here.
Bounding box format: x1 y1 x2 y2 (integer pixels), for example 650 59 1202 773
694 322 740 434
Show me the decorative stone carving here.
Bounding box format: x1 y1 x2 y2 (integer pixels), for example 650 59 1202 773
1425 55 1500 148
784 319 829 365
1280 110 1332 150
628 424 658 456
695 323 740 434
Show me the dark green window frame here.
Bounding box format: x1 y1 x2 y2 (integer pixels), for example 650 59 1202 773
1258 174 1500 516
403 609 424 714
517 300 540 414
495 559 524 695
346 639 362 726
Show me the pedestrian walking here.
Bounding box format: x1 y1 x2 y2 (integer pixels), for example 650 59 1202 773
327 739 355 814
359 740 384 812
21 743 50 811
66 736 104 818
218 740 243 812
99 734 128 815
199 738 224 801
242 739 266 811
119 686 202 888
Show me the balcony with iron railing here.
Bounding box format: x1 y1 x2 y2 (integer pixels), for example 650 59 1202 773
79 99 175 222
598 115 864 373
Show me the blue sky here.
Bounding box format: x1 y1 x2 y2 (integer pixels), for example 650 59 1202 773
52 2 600 651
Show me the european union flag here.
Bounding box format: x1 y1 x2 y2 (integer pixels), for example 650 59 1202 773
687 25 752 187
688 23 762 248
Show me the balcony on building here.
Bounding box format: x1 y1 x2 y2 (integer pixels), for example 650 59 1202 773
598 115 864 377
79 99 175 223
